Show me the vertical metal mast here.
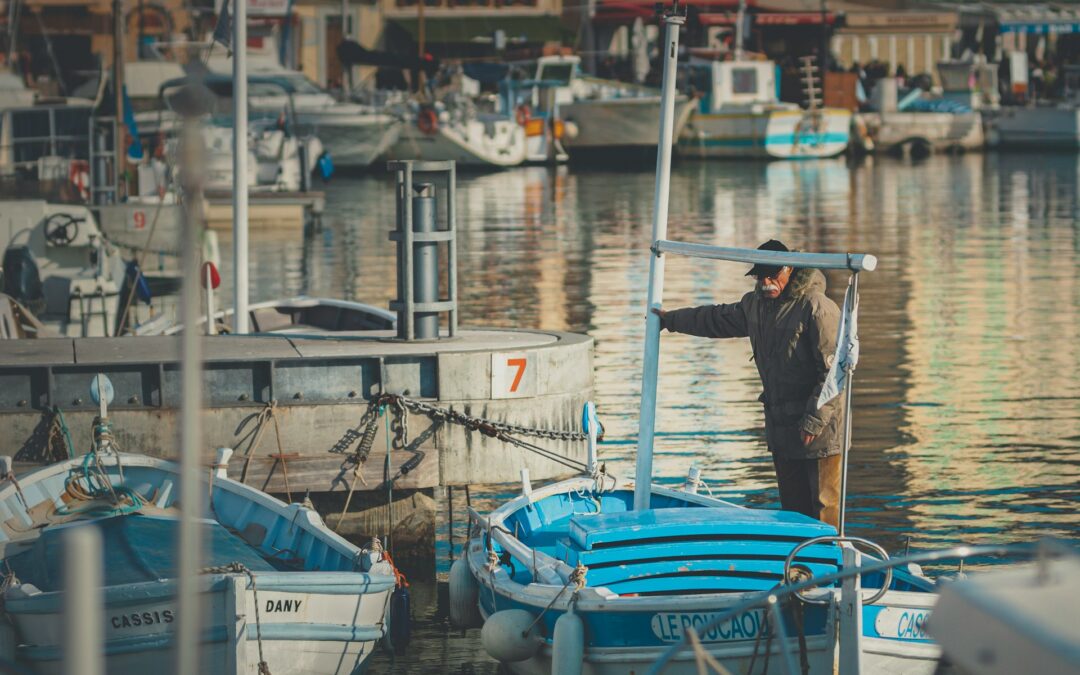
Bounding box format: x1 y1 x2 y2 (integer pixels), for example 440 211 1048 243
233 0 250 334
837 272 859 536
633 5 683 512
734 0 745 61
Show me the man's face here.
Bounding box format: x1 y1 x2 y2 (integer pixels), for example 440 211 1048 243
758 266 792 299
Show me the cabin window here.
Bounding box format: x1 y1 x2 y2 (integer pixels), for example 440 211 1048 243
537 63 574 86
731 68 758 95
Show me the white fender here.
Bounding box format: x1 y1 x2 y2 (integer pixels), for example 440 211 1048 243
551 603 585 675
480 609 542 663
448 556 482 629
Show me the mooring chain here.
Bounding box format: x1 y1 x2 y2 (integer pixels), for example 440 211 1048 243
389 394 591 443
333 394 591 474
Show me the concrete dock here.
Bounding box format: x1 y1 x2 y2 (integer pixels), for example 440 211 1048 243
1 329 592 489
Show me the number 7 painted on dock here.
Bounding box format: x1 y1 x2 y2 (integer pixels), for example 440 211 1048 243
491 353 536 399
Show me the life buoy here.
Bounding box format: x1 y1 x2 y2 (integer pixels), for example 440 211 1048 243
515 104 531 126
68 159 90 202
417 108 438 135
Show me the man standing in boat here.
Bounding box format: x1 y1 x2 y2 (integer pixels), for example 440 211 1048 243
653 240 844 528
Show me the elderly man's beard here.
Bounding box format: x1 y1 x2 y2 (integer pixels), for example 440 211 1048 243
762 283 781 294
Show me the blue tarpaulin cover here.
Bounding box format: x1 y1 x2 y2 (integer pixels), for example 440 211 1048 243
5 514 275 591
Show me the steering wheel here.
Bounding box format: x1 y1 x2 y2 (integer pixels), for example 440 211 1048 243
43 213 82 246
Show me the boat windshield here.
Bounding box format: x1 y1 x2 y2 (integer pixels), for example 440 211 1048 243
536 62 574 86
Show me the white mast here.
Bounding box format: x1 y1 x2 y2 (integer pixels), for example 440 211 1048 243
232 0 250 334
633 6 683 512
734 0 745 61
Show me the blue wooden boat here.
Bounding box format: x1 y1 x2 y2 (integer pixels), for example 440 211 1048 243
453 6 951 674
0 433 397 673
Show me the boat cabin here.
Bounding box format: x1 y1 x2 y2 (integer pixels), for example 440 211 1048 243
695 60 780 113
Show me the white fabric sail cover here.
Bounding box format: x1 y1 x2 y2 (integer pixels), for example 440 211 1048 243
817 276 859 410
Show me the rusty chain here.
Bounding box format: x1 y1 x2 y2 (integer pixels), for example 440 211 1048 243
334 394 591 474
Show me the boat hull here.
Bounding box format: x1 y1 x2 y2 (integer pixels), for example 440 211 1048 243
9 574 390 675
678 108 851 159
986 106 1080 149
560 97 696 157
387 118 527 168
859 111 984 154
298 114 402 169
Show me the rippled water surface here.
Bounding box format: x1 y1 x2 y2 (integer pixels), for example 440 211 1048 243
222 153 1080 672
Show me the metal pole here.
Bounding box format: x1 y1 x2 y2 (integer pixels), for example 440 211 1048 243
633 9 682 512
112 0 124 200
176 120 206 675
412 183 438 339
63 527 104 675
340 0 350 97
734 0 745 61
232 0 250 334
837 272 858 537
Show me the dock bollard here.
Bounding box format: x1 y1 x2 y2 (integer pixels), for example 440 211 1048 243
412 183 439 339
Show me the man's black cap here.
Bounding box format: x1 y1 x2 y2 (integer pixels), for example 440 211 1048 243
745 239 789 278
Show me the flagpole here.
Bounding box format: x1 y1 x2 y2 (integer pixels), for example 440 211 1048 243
837 272 858 537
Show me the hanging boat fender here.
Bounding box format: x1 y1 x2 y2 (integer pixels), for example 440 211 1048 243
387 585 412 654
417 107 439 135
448 556 482 629
480 609 542 663
551 602 585 675
515 104 531 126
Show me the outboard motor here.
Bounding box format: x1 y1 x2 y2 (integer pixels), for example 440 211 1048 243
1 246 45 315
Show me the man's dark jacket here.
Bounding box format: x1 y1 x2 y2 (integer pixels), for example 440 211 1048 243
661 268 843 459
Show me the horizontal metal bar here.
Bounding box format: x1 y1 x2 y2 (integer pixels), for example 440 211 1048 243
654 240 878 272
388 230 454 243
385 160 455 173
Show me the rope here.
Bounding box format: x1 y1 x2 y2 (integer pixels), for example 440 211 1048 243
1 471 30 516
238 402 282 484
54 420 144 518
202 562 271 675
687 628 735 675
520 562 589 638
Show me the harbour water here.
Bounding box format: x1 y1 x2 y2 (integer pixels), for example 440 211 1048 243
217 154 1080 672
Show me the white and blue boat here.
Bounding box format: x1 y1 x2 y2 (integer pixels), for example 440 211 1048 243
678 58 851 160
455 7 947 675
0 388 398 674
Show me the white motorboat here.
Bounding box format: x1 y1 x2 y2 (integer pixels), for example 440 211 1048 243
0 386 398 674
0 200 125 337
678 59 851 160
532 55 696 160
386 95 527 169
207 56 403 170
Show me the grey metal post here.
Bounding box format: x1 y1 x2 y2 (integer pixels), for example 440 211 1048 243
633 10 683 512
403 165 415 340
176 119 206 675
838 271 859 537
94 126 109 206
412 183 438 339
63 527 104 675
447 162 457 336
